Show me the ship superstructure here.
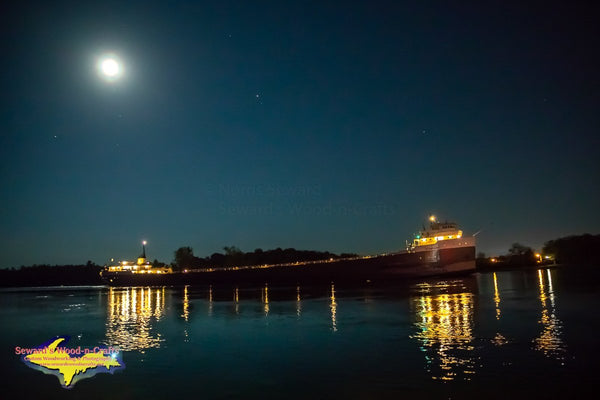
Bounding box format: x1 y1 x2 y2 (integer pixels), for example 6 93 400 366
104 241 172 275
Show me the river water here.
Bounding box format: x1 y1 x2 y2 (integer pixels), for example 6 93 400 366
0 267 598 399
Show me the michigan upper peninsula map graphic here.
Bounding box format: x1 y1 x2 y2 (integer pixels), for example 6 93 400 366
19 336 124 388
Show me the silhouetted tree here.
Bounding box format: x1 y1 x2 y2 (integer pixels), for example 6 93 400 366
174 247 195 270
210 252 226 267
223 246 242 255
543 234 600 265
508 243 530 256
172 246 360 270
222 246 244 266
507 243 535 266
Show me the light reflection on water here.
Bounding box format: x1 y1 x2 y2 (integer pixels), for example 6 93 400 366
296 285 301 317
262 284 269 316
234 286 239 315
99 269 569 381
533 269 565 360
410 281 476 381
491 272 509 346
181 285 189 321
3 268 595 399
330 284 337 332
105 287 166 352
493 272 501 320
208 285 213 316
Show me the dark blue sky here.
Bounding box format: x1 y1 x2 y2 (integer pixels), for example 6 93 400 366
1 0 599 267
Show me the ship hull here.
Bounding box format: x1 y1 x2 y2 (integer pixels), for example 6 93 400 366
101 243 475 286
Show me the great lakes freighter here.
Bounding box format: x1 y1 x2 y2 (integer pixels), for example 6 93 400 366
101 216 476 286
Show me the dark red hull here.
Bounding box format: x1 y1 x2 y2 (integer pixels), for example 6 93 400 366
101 245 475 286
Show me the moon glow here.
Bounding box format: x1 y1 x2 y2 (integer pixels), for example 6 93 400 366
97 55 123 82
101 59 119 76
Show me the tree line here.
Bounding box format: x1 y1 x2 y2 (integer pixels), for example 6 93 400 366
543 234 600 265
477 233 600 268
0 262 103 287
173 246 357 271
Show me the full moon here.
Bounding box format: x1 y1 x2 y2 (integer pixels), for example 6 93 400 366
101 59 119 76
97 55 123 81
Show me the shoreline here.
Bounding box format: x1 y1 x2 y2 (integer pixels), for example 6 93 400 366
2 264 598 289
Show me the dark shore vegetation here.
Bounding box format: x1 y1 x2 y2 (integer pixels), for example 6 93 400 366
477 233 600 270
0 262 103 288
173 246 357 271
543 234 600 265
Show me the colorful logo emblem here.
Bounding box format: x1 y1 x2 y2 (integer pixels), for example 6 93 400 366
17 336 124 388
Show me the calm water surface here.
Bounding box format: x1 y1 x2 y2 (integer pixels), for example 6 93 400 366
1 267 598 399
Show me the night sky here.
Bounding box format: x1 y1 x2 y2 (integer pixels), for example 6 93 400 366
1 0 599 268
